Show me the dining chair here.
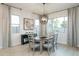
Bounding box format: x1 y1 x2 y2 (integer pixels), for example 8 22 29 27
43 35 55 55
54 33 58 49
28 35 40 55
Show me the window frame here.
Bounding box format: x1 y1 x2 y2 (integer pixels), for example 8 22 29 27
52 16 68 33
11 14 20 33
34 19 40 37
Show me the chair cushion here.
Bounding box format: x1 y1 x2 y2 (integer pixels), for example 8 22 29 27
43 43 53 48
32 44 40 48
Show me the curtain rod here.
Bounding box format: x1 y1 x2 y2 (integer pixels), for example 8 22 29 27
1 3 22 10
47 4 79 15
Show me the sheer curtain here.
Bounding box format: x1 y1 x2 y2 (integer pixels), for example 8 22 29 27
68 7 77 47
2 4 11 48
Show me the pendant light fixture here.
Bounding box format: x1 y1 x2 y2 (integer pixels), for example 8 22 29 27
40 3 48 24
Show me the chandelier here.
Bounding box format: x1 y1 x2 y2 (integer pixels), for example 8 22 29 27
40 3 48 24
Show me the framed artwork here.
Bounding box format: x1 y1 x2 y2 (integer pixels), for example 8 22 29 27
23 18 34 30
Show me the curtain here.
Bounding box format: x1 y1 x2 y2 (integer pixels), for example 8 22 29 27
2 4 11 48
68 7 77 47
0 4 3 48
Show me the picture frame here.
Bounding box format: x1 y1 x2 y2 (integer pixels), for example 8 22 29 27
23 18 34 30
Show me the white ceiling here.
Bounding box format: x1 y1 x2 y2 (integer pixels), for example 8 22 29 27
7 3 79 15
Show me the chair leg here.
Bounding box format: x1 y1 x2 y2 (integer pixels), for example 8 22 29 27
29 42 30 48
48 48 53 56
53 44 55 52
48 48 54 56
48 47 50 56
33 47 35 56
40 41 42 54
56 43 57 49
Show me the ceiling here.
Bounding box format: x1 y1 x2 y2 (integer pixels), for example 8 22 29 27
7 3 79 15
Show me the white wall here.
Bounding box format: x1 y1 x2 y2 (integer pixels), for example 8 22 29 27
10 8 39 46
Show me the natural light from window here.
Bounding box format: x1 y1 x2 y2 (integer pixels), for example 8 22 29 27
11 15 20 33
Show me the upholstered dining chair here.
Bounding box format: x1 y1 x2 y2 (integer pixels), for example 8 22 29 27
43 35 55 55
28 35 40 55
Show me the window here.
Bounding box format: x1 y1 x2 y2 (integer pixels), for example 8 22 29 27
34 19 40 37
11 15 20 33
52 17 68 33
47 19 53 34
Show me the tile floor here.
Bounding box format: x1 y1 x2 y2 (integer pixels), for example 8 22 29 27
0 44 79 56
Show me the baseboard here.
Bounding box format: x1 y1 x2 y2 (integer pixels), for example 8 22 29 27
57 42 67 45
11 42 21 47
0 46 2 49
77 45 79 48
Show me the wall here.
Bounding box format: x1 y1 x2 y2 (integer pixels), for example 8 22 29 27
10 8 39 46
48 10 68 44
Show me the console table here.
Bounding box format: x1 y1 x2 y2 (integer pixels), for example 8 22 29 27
21 34 28 45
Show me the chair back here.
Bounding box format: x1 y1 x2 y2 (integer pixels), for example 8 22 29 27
47 35 55 45
54 33 58 43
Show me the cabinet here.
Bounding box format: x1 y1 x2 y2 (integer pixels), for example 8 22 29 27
21 34 28 45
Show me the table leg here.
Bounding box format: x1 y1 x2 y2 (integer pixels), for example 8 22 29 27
40 40 42 54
